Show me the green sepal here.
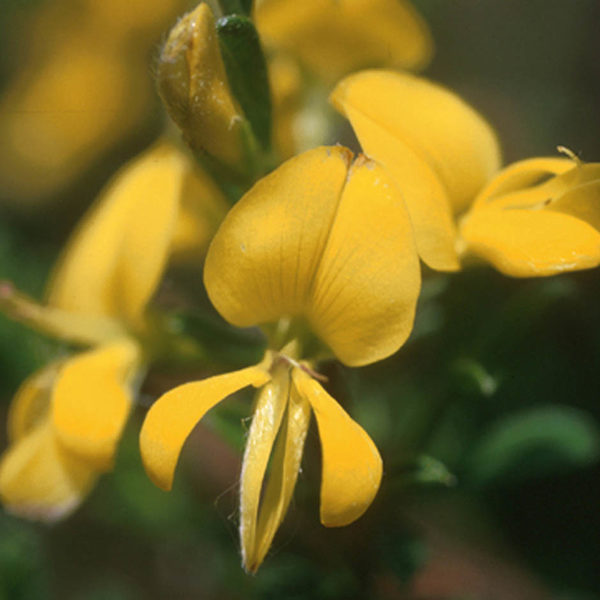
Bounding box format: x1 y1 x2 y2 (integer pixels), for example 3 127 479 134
217 15 272 152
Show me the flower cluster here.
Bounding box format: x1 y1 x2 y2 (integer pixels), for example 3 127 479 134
0 0 598 574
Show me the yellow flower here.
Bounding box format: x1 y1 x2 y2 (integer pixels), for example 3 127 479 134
255 0 433 82
0 0 188 205
331 69 600 277
331 69 502 272
459 155 600 276
0 141 200 520
140 146 421 571
255 0 434 158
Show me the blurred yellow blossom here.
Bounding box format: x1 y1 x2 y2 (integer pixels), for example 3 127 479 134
0 0 189 205
140 146 421 571
254 0 432 82
332 70 600 278
0 141 201 519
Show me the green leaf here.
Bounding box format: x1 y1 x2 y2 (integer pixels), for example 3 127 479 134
217 15 272 151
466 405 600 486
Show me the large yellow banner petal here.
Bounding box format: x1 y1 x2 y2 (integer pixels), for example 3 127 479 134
331 70 501 214
205 146 351 327
309 157 421 367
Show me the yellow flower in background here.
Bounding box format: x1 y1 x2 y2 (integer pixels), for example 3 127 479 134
255 0 434 157
0 141 203 520
255 0 433 82
459 155 600 276
140 146 421 571
331 69 600 278
0 0 189 205
331 69 502 272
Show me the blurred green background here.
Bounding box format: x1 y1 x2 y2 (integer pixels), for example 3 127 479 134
0 1 599 598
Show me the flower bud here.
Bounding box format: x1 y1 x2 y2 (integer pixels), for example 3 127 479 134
158 3 244 169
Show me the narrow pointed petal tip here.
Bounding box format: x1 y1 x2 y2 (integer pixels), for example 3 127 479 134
292 369 382 527
239 365 290 573
140 364 272 492
245 386 311 572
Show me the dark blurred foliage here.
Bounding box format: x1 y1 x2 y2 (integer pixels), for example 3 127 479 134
0 1 599 599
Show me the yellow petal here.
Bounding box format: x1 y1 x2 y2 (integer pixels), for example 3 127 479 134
0 419 97 522
248 381 311 572
255 0 433 81
51 339 140 470
292 368 382 527
332 70 501 214
550 179 600 231
205 146 352 327
240 363 290 572
460 207 600 277
140 363 272 491
46 141 183 325
157 3 244 167
206 147 420 366
331 70 501 270
7 363 61 443
473 157 575 210
309 157 421 367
